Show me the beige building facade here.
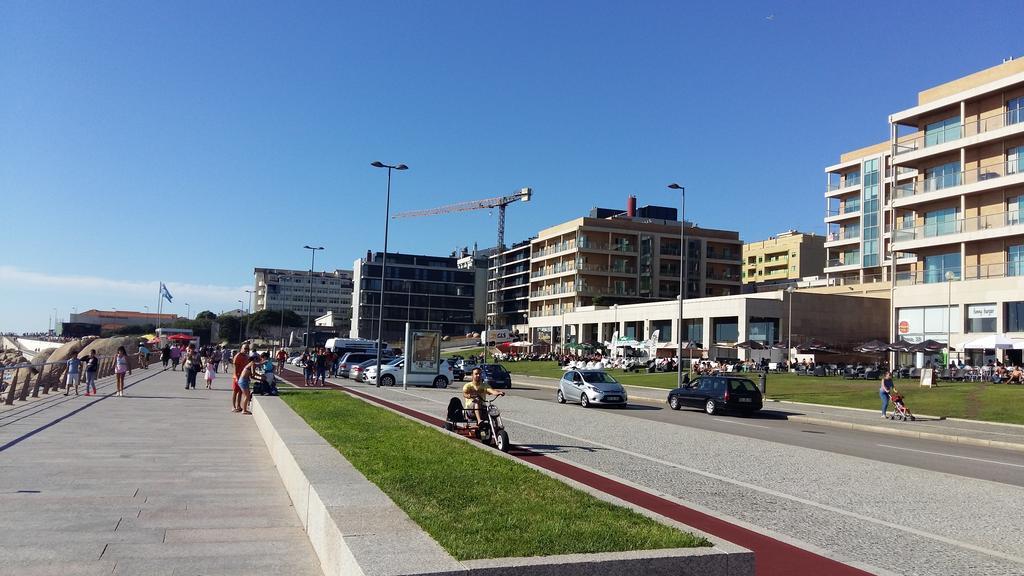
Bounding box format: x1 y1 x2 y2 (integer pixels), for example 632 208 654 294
527 214 742 346
826 59 1024 364
888 58 1024 363
742 230 825 285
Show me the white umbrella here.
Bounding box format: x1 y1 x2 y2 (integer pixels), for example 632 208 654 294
509 341 533 348
1014 340 1024 350
960 333 1018 350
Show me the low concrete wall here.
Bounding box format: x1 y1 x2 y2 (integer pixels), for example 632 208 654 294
253 395 753 576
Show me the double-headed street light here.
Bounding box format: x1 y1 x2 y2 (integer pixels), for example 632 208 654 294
304 246 324 349
668 183 686 387
371 161 408 387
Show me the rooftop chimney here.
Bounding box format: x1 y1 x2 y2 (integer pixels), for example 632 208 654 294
627 195 636 217
366 250 372 262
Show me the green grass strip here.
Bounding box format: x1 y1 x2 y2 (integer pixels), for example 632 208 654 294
280 390 709 560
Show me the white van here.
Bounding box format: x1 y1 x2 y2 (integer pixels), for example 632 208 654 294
481 329 513 347
324 338 387 357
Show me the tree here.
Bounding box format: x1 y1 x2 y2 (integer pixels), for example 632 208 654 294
249 309 303 337
195 310 217 321
218 315 242 343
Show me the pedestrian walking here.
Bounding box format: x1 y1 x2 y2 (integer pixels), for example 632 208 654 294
879 371 894 418
114 346 132 396
204 354 217 389
211 346 222 373
161 344 171 368
65 355 81 396
170 345 181 371
276 348 288 375
183 345 200 389
84 349 99 395
301 352 312 386
221 348 232 373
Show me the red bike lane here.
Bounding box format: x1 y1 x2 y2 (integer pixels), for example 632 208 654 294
275 371 874 576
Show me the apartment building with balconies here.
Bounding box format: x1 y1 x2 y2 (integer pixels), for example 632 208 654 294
884 58 1024 362
486 239 533 331
742 230 825 286
526 200 742 346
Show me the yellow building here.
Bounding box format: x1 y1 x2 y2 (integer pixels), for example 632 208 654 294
742 231 825 285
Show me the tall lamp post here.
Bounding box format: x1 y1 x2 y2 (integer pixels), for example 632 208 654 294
244 290 255 342
237 299 245 342
945 270 955 365
786 285 795 369
371 161 408 387
668 183 686 387
303 246 324 349
185 302 190 320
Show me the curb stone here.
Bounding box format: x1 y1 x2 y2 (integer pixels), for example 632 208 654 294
253 393 754 576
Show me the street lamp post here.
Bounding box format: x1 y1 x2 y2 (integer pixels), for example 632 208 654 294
668 183 686 387
185 303 190 320
303 246 324 350
946 270 955 365
237 300 245 342
244 290 255 342
786 286 795 369
371 161 408 387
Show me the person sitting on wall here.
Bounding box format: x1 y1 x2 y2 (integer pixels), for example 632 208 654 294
1006 365 1023 385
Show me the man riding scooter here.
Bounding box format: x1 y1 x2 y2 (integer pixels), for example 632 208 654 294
463 367 505 422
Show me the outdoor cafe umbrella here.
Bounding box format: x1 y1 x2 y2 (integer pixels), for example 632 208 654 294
795 338 834 354
167 334 193 342
734 340 768 350
509 341 533 348
909 339 946 353
854 339 890 353
961 333 1018 350
888 339 915 353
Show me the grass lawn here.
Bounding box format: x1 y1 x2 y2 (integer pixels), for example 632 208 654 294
281 390 708 560
497 361 1024 425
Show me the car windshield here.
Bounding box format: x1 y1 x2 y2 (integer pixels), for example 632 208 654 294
482 365 508 375
729 379 758 392
581 372 618 384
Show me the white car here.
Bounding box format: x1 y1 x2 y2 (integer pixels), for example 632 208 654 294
365 357 453 388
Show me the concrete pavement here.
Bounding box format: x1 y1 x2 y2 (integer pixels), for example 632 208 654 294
0 366 322 576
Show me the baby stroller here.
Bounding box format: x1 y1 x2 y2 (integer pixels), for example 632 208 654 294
888 391 915 421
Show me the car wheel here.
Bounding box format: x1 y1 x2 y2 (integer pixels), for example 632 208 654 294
556 389 566 404
704 399 717 415
669 396 681 410
433 376 449 389
380 374 395 387
580 394 590 408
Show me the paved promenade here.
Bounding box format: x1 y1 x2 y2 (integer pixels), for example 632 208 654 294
0 367 321 576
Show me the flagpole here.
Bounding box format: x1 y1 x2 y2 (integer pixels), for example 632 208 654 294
157 283 163 329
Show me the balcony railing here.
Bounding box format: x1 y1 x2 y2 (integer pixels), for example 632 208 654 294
579 239 636 253
894 158 1024 199
530 285 575 298
578 285 638 297
826 256 860 268
578 263 637 274
893 211 1024 243
705 272 741 282
894 108 1024 156
825 205 861 218
530 262 576 278
533 241 576 258
894 262 1023 286
530 306 574 318
706 250 741 262
826 176 861 191
826 229 860 242
660 245 682 256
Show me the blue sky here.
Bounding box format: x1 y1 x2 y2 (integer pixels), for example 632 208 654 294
2 0 1021 332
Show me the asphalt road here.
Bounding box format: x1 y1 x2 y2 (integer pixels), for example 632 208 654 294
506 380 1024 488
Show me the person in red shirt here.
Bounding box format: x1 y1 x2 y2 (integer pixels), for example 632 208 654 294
232 343 250 413
276 348 288 375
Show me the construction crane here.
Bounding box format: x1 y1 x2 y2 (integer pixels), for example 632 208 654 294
391 187 532 251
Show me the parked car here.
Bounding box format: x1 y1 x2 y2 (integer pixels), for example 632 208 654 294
556 370 626 407
350 359 380 382
478 364 512 389
666 375 763 416
337 352 391 378
447 359 465 381
365 357 453 388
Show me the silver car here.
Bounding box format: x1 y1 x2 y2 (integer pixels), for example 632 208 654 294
556 370 628 408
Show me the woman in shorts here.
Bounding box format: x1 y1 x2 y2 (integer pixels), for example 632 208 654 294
114 346 132 396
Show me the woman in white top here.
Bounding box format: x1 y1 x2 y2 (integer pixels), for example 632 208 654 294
114 346 132 396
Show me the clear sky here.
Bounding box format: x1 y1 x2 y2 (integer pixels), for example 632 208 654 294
2 0 1021 332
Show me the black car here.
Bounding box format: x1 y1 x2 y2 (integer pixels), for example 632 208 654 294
478 364 512 389
667 375 762 416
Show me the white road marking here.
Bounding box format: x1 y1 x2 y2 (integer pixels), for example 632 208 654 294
711 418 770 429
367 385 1024 565
877 444 1024 469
